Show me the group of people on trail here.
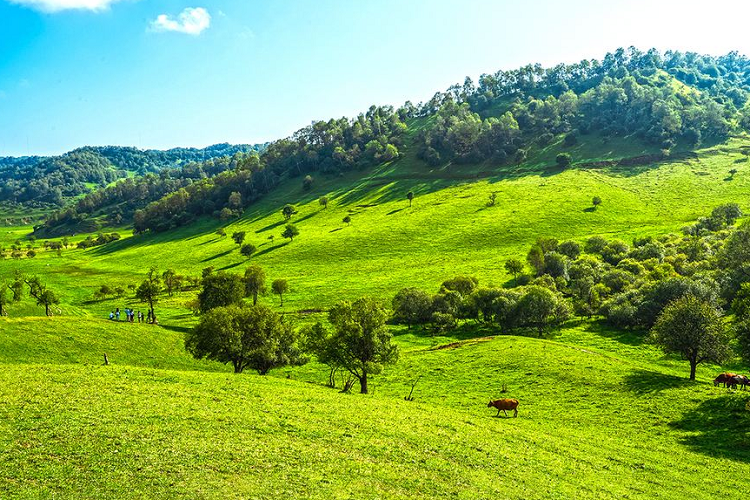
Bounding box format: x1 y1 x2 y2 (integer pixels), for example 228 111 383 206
108 307 157 324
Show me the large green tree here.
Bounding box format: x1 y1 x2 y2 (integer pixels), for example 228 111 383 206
244 265 266 305
323 297 399 394
650 295 730 380
198 272 245 313
186 305 306 374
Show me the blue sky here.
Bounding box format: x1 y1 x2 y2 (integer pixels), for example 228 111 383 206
1 0 750 156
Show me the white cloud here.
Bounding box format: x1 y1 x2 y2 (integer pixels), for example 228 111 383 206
151 7 211 36
6 0 124 12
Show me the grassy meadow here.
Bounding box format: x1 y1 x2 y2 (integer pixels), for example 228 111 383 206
1 134 750 498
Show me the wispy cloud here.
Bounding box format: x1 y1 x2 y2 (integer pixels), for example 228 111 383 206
150 7 211 36
6 0 125 12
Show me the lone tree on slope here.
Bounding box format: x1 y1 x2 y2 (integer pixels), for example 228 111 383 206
232 231 246 247
272 279 289 306
282 224 299 242
136 267 161 322
407 191 414 207
650 295 730 380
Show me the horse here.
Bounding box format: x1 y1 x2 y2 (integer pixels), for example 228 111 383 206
488 399 519 417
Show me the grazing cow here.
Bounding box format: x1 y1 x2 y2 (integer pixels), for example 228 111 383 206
728 375 749 390
714 373 737 388
488 399 519 418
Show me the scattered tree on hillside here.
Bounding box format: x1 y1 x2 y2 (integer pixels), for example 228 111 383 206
319 195 329 209
556 153 572 169
198 272 245 313
282 224 299 242
514 285 570 335
136 267 161 323
342 216 351 225
186 304 306 374
392 287 432 329
303 175 314 191
244 265 266 305
282 204 296 221
25 276 60 317
231 231 246 247
592 196 602 209
216 228 226 237
240 244 257 259
407 191 414 207
310 297 398 394
650 295 729 380
98 284 113 299
272 279 289 306
504 259 525 284
487 192 497 207
162 269 179 297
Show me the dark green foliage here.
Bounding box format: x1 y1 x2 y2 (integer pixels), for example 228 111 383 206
272 279 289 306
135 268 161 321
282 204 296 221
197 272 245 313
325 297 399 393
584 236 608 254
514 286 570 335
557 240 581 260
440 276 478 296
650 295 730 380
231 232 246 247
392 288 433 329
244 265 266 305
186 304 306 374
504 259 524 283
592 196 602 209
240 244 257 259
282 224 299 242
77 233 121 250
342 216 351 225
556 153 572 169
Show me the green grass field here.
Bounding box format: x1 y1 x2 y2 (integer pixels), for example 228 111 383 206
1 317 748 499
1 135 750 498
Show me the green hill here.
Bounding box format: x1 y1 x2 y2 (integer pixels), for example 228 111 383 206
3 47 750 499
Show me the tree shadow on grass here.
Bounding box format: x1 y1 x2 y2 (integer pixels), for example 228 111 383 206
252 242 288 258
255 220 285 234
670 395 750 463
160 323 191 335
200 248 233 263
622 369 694 395
585 320 647 347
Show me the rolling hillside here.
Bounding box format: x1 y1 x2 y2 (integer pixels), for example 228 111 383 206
3 47 750 499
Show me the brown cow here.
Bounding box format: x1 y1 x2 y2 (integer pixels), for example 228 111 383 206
714 373 737 388
488 399 519 417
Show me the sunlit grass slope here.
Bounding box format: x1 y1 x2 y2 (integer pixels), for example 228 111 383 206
2 137 750 315
1 319 748 499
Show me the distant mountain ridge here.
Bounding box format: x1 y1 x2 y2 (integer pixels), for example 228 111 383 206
0 143 266 207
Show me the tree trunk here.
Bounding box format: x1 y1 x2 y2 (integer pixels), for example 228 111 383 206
233 360 243 374
689 359 697 381
280 293 284 306
359 371 368 394
45 303 50 316
253 293 258 306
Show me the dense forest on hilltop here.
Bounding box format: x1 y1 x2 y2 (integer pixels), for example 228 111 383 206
0 143 264 208
35 47 750 236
